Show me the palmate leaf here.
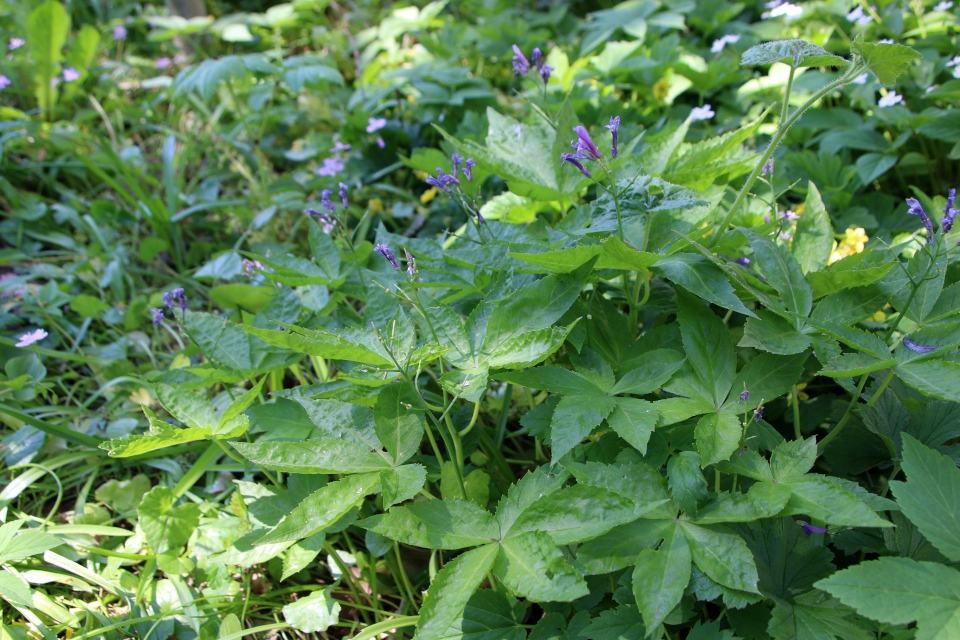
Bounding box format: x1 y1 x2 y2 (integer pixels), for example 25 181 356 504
652 254 756 319
415 544 499 640
816 557 960 640
439 590 527 640
362 499 500 550
895 359 960 402
743 229 812 325
633 523 690 632
282 587 341 633
494 531 589 601
137 486 200 554
850 35 922 85
741 39 849 68
679 522 761 594
509 236 659 274
768 591 873 640
676 291 737 409
549 395 617 465
233 439 394 474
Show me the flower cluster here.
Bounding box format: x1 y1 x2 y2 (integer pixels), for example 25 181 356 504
906 197 935 244
829 227 869 264
846 5 874 26
163 287 187 311
942 188 957 233
560 119 619 178
511 45 553 84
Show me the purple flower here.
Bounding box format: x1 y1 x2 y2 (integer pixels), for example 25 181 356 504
903 337 938 354
113 25 127 40
764 212 771 224
425 168 460 193
173 54 187 64
150 308 164 326
753 405 765 423
0 75 10 90
605 116 620 159
320 189 336 215
540 64 554 84
242 258 265 275
452 153 463 175
878 92 903 108
366 117 386 133
737 257 751 266
906 197 934 244
162 292 173 309
376 137 385 148
463 158 476 182
63 67 81 82
156 57 172 69
405 249 421 281
780 232 793 240
329 141 351 153
9 38 25 50
169 287 187 311
797 521 828 535
306 208 336 234
374 244 401 271
573 126 602 160
339 182 349 208
511 44 530 75
318 156 345 177
531 47 542 69
690 104 715 121
781 210 800 221
762 159 774 175
15 328 47 347
941 188 957 233
561 153 591 178
739 390 749 403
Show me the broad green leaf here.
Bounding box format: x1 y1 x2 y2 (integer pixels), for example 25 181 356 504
27 1 69 112
779 476 892 527
233 439 394 474
218 376 266 432
258 473 382 545
894 322 960 366
792 182 834 273
696 410 743 467
374 384 425 466
890 434 960 562
241 323 391 365
282 586 340 633
728 352 806 410
693 486 791 523
549 395 617 465
770 437 817 482
173 55 248 100
881 251 947 324
0 525 61 563
564 461 673 515
801 315 890 359
607 398 659 454
653 254 756 319
505 484 647 544
281 533 326 581
611 349 686 396
309 223 342 280
0 571 32 608
362 499 499 550
137 486 200 554
743 229 812 324
283 62 344 92
494 531 589 601
895 360 960 402
633 523 690 631
812 285 887 325
495 466 570 534
509 236 659 274
654 396 715 425
850 36 922 85
415 543 499 640
575 520 673 575
101 425 227 457
816 557 960 640
929 281 960 322
820 353 895 378
717 448 774 482
484 324 577 370
768 590 873 640
183 311 254 370
680 522 761 594
677 291 737 408
155 384 217 430
441 589 527 640
741 39 849 68
579 606 647 640
740 310 812 355
667 451 708 516
493 367 605 396
382 464 428 509
807 256 895 300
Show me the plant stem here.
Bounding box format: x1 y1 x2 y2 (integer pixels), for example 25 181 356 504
792 385 802 440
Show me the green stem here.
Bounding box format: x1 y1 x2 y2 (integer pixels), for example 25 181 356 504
349 616 420 640
792 385 802 440
494 384 512 448
216 440 282 489
780 65 796 126
393 543 420 613
818 370 893 453
710 62 865 246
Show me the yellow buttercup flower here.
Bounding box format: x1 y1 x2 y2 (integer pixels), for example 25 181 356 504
420 187 439 204
829 227 869 264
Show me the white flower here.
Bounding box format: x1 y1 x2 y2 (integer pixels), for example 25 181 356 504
690 104 716 121
954 66 960 79
878 38 894 44
16 328 48 347
711 34 742 53
846 6 873 25
878 91 903 107
770 2 803 17
933 1 953 10
851 73 869 84
946 55 960 67
926 85 937 93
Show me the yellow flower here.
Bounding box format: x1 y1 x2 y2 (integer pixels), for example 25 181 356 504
653 77 670 104
420 187 439 204
368 198 383 213
414 170 429 180
870 310 886 322
787 383 809 405
828 227 869 264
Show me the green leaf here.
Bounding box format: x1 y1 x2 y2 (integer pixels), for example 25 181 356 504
807 256 895 300
728 353 807 409
652 254 756 319
680 522 761 594
258 473 382 545
740 310 812 355
232 439 394 474
895 360 960 402
633 523 691 631
800 315 890 360
677 291 737 408
770 437 817 482
241 323 391 366
308 223 342 280
442 589 527 640
374 384 425 466
493 367 605 396
27 1 69 111
381 464 427 509
575 520 673 575
816 557 960 640
791 182 834 274
850 36 922 85
880 251 947 324
494 531 589 601
173 55 248 100
696 410 744 467
484 324 577 370
779 477 892 527
549 395 617 465
0 571 33 608
579 606 647 640
281 533 326 581
417 544 500 640
362 499 500 550
137 486 200 554
741 39 849 68
768 590 873 640
743 229 813 324
693 487 791 523
820 353 895 378
495 466 570 534
890 434 960 562
0 526 61 563
607 398 659 455
509 237 659 274
283 61 344 92
505 484 647 544
611 350 686 396
856 152 898 185
282 586 340 633
667 451 708 516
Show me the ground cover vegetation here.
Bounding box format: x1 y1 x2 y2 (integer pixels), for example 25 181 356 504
0 0 959 638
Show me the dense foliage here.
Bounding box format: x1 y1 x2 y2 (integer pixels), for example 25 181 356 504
1 0 959 639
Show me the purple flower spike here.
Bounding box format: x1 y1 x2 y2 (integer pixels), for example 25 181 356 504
605 116 620 158
753 405 765 423
321 189 336 215
511 45 530 75
561 153 591 178
150 308 164 326
737 257 751 266
573 126 602 160
452 153 463 175
762 159 774 175
903 337 937 354
163 291 173 309
781 210 800 221
739 390 749 403
426 168 461 193
532 47 542 69
463 158 476 182
338 182 349 209
540 64 554 84
797 521 828 535
374 244 401 272
941 188 957 233
906 197 934 244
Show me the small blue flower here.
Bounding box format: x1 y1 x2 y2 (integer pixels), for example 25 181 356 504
561 153 591 178
903 337 937 354
426 167 461 193
573 126 602 160
906 197 934 244
797 521 828 535
321 189 336 215
739 390 749 403
374 244 401 271
511 45 530 75
463 158 476 182
338 182 349 209
736 257 751 266
761 159 774 175
162 291 172 309
753 405 765 423
605 116 620 158
540 64 554 84
941 188 957 233
150 308 164 326
531 47 542 69
452 153 463 176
